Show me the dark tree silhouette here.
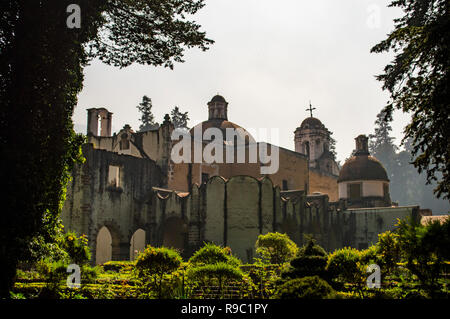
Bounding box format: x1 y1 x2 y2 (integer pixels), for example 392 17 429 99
0 0 213 296
371 0 450 199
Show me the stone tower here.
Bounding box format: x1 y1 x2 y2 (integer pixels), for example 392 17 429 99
87 108 113 137
208 95 228 120
294 117 331 166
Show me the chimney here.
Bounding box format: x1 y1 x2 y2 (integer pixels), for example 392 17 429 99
354 134 369 155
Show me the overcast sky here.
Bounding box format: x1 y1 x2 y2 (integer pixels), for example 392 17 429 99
73 0 410 163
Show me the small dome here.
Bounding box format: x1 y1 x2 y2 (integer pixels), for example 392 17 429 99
299 117 325 130
210 95 227 103
338 155 389 183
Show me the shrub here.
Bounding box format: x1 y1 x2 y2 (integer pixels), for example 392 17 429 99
282 239 328 280
102 261 135 273
135 246 182 298
187 262 244 298
273 276 335 299
60 232 91 265
326 247 366 294
255 232 298 265
396 217 450 297
375 230 400 277
188 243 241 267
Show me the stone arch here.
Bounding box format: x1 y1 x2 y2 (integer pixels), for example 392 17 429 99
162 215 188 253
95 226 112 265
130 228 146 260
94 221 126 264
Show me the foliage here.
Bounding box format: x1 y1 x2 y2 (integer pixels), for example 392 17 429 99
187 262 244 298
102 261 135 273
137 95 156 131
171 106 190 129
0 0 212 297
368 114 449 213
60 232 91 265
135 246 182 298
273 276 335 299
282 239 328 281
396 217 450 296
188 243 241 267
375 231 401 277
255 232 299 265
326 247 367 295
242 262 281 299
371 0 450 199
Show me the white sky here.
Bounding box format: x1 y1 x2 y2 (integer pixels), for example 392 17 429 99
73 0 410 163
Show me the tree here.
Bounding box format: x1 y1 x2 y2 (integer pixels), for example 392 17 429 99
396 217 450 297
282 239 328 281
171 106 190 129
188 243 241 267
326 247 367 296
255 232 298 265
371 0 450 199
135 246 182 298
369 110 398 161
0 0 213 297
137 95 156 131
368 110 400 200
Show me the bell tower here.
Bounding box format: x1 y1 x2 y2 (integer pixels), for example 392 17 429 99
208 95 228 120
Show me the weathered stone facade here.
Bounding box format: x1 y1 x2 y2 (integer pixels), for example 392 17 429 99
61 96 425 265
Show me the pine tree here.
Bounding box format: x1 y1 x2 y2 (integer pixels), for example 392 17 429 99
369 110 398 163
137 95 156 131
170 106 190 129
368 110 400 201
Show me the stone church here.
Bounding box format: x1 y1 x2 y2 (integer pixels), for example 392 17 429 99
62 95 424 264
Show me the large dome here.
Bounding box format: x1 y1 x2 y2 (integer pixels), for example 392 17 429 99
189 119 256 145
338 154 389 183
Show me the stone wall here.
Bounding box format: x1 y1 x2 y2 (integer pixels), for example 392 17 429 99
341 206 420 249
61 143 163 264
309 168 339 201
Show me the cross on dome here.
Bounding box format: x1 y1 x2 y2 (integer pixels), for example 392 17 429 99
306 101 316 117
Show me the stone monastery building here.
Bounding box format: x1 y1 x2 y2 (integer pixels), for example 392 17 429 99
62 95 425 264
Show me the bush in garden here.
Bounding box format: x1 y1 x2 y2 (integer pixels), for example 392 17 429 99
396 217 450 297
273 276 335 299
187 262 244 298
255 232 298 265
374 230 400 278
60 232 91 265
188 243 241 267
282 239 328 281
35 259 69 298
135 246 182 298
326 247 366 295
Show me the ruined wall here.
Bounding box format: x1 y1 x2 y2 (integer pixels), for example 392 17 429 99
342 206 420 249
62 144 163 264
152 175 342 262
